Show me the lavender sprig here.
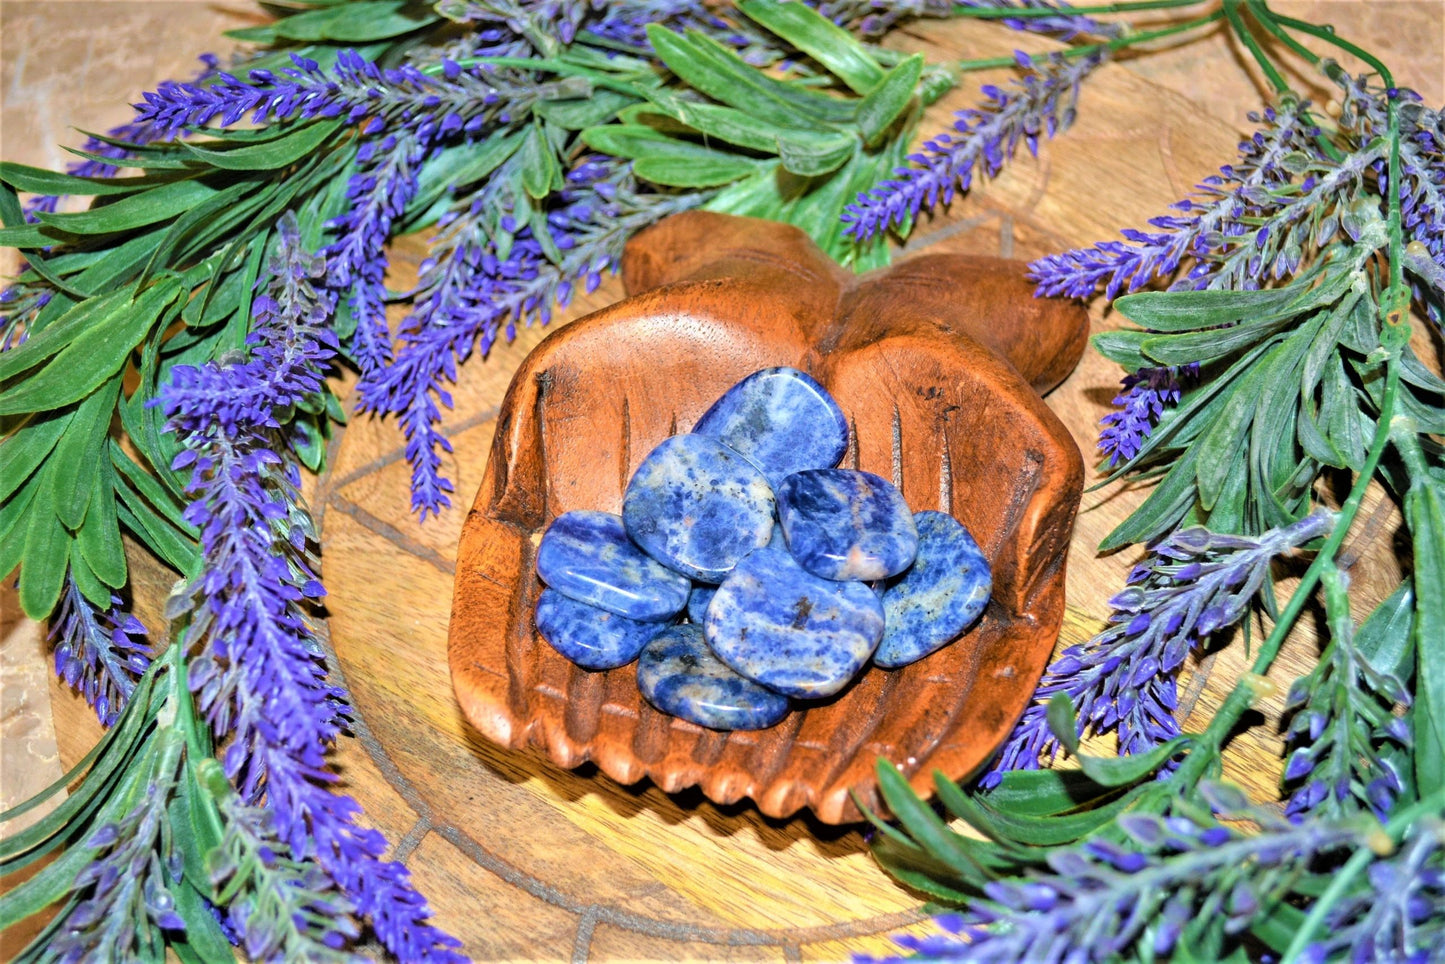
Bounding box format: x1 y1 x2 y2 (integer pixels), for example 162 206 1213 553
49 578 151 727
206 770 362 963
357 155 709 518
1299 817 1445 964
864 798 1372 963
50 733 187 963
1282 568 1412 820
0 280 53 350
843 50 1101 241
813 0 1117 40
983 512 1334 785
159 216 463 960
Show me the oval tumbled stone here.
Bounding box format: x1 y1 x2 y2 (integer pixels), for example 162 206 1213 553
692 367 848 488
776 469 918 581
705 547 884 699
637 624 790 731
535 589 668 671
686 584 716 624
874 511 992 668
536 510 690 621
622 434 774 583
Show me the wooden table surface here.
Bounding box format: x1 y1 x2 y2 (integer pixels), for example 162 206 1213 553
4 3 1442 961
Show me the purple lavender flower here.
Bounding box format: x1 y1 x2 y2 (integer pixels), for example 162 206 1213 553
860 802 1369 963
159 216 463 961
49 578 151 727
49 733 187 963
357 155 709 518
1098 364 1198 467
812 0 1116 40
982 512 1334 785
843 50 1102 241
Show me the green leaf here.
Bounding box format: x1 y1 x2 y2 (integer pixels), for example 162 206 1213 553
534 89 635 130
1077 736 1191 786
0 283 139 383
1091 329 1150 371
19 465 69 619
776 131 857 177
966 783 1158 847
977 767 1118 816
874 761 1000 880
0 162 173 197
0 279 183 416
181 119 342 171
32 179 217 235
271 0 434 41
0 409 73 504
871 838 979 904
50 378 120 530
1101 446 1201 550
645 25 855 127
641 90 784 153
76 459 127 589
1140 318 1291 366
633 154 763 187
1046 693 1079 754
0 472 40 579
170 881 238 964
111 441 195 537
1405 475 1445 797
736 0 885 94
0 222 77 249
519 123 561 199
857 54 923 146
1354 581 1415 680
1113 283 1308 332
68 540 111 607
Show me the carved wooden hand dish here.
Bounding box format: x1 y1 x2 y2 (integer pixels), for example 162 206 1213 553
449 211 1086 824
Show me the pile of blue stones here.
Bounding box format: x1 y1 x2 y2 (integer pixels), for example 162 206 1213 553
533 367 992 732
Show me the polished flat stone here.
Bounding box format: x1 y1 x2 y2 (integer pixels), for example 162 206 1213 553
535 510 690 620
535 589 668 671
637 624 790 730
705 547 884 699
686 584 716 624
776 469 918 581
692 367 848 488
875 511 992 668
623 434 774 582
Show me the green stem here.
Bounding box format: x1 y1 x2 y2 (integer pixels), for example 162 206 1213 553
948 0 1204 18
1268 11 1394 87
1223 0 1290 95
955 10 1225 72
1178 357 1403 784
1240 0 1343 162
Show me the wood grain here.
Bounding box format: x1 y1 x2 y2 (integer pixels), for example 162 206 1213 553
23 5 1440 961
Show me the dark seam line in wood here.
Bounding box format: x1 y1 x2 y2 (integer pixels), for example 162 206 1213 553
330 403 502 492
899 212 998 254
784 944 803 962
1177 650 1218 723
572 906 600 964
392 815 432 863
327 494 456 575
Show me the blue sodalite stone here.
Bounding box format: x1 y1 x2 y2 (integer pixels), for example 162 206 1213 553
535 589 668 670
535 510 690 621
692 367 848 488
776 469 918 581
637 624 790 731
874 511 992 668
622 434 774 583
767 520 787 550
705 547 884 699
686 584 716 624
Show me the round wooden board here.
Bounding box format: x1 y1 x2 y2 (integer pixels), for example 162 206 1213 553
23 5 1442 961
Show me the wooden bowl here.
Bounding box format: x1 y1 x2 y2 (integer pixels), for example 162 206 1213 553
448 211 1086 823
